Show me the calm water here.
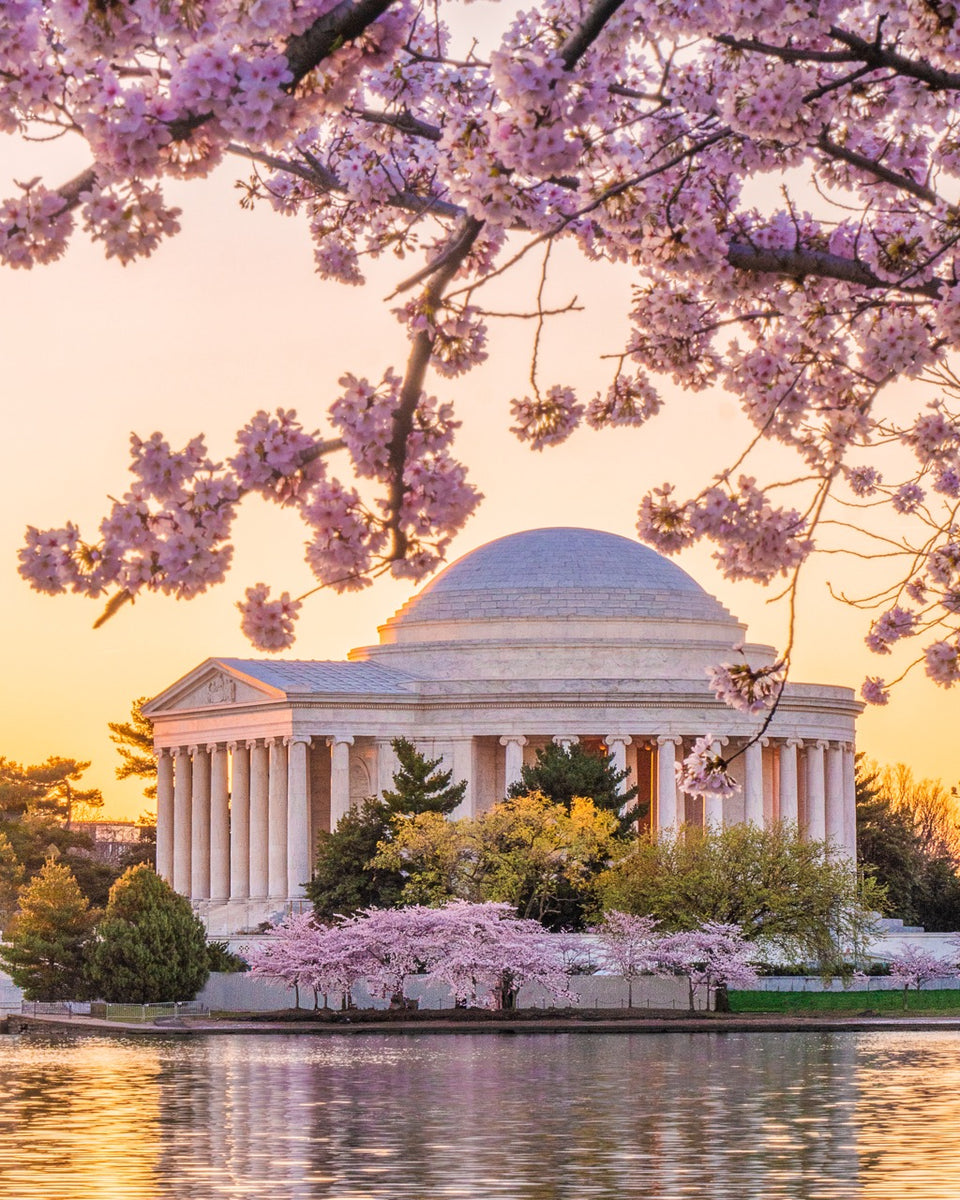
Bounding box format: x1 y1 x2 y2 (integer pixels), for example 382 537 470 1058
1 1030 959 1199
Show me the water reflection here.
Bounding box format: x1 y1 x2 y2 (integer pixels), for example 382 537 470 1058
0 1031 959 1198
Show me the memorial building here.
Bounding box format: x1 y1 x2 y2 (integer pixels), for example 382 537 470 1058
145 527 861 934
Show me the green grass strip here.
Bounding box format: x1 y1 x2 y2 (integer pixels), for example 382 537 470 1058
730 988 960 1015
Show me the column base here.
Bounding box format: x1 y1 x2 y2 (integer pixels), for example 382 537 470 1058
192 897 314 938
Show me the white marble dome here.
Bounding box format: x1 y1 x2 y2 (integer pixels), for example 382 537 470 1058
356 527 776 682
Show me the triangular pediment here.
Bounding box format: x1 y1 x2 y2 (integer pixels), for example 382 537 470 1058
143 659 285 715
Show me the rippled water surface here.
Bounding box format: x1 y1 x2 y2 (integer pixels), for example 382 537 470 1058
1 1030 959 1199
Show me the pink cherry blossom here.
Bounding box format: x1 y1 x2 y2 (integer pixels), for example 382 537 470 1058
675 736 740 800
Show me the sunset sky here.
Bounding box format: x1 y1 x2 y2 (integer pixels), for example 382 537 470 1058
3 117 958 819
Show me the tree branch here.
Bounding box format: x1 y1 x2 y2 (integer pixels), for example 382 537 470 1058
560 0 629 70
726 242 942 298
384 215 484 559
817 131 946 208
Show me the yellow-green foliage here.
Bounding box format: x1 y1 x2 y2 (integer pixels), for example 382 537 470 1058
373 791 621 929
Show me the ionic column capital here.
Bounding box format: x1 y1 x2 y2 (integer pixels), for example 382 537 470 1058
207 742 226 755
246 739 262 752
327 734 355 748
605 735 633 748
157 746 173 759
552 735 579 748
187 744 202 757
656 735 683 747
499 735 528 748
783 737 803 749
815 739 829 751
285 734 312 748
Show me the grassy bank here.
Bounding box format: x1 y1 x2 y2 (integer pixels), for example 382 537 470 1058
730 988 960 1016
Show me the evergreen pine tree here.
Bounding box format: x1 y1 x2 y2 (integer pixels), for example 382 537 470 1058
306 797 405 921
0 857 96 1000
86 865 209 1003
108 697 158 802
381 737 467 815
508 742 642 836
307 739 467 919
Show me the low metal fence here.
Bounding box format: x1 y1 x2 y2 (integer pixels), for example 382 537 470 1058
20 1001 91 1017
88 1000 210 1022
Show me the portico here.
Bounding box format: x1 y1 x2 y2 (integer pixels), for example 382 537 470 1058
145 528 861 935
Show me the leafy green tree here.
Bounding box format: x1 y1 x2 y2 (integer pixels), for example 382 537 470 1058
307 739 467 920
108 697 157 802
508 742 641 836
381 737 466 815
0 858 96 1000
857 758 960 932
372 792 621 930
85 865 210 1003
597 823 883 970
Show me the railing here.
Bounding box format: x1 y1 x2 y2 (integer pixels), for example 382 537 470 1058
88 1000 210 1022
20 1001 92 1017
20 1000 209 1022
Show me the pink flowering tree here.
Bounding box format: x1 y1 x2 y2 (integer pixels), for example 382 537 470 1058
247 911 378 1008
887 942 958 1009
592 911 660 1007
656 922 759 1012
8 0 960 708
340 904 446 1007
424 901 574 1010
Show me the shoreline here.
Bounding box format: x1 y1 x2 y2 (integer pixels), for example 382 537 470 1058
9 1011 960 1037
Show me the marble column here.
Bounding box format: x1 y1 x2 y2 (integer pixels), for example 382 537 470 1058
249 740 269 900
825 742 846 855
172 747 192 895
286 736 311 899
805 740 827 842
376 737 399 798
500 735 528 795
842 743 858 861
228 741 251 901
703 738 727 828
743 739 764 826
449 738 474 817
190 745 211 899
328 736 354 830
605 736 633 794
268 738 289 900
209 743 230 901
656 737 682 832
778 738 801 825
156 748 175 884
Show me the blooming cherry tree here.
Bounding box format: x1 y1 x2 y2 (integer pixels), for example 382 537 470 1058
656 922 759 1011
888 942 958 1008
6 0 960 699
592 910 660 1007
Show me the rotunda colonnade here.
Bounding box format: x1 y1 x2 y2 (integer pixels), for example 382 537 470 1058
145 528 860 934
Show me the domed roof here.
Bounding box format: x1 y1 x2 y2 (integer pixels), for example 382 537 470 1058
385 527 733 627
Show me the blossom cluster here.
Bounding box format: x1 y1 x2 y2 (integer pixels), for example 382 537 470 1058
707 658 785 714
675 736 740 801
7 0 960 690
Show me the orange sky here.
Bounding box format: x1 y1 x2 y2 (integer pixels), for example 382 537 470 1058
2 137 958 819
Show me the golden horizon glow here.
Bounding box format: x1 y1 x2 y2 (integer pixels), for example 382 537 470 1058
1 147 958 819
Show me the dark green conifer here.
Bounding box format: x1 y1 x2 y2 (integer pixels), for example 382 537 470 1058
508 742 642 836
86 864 209 1002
